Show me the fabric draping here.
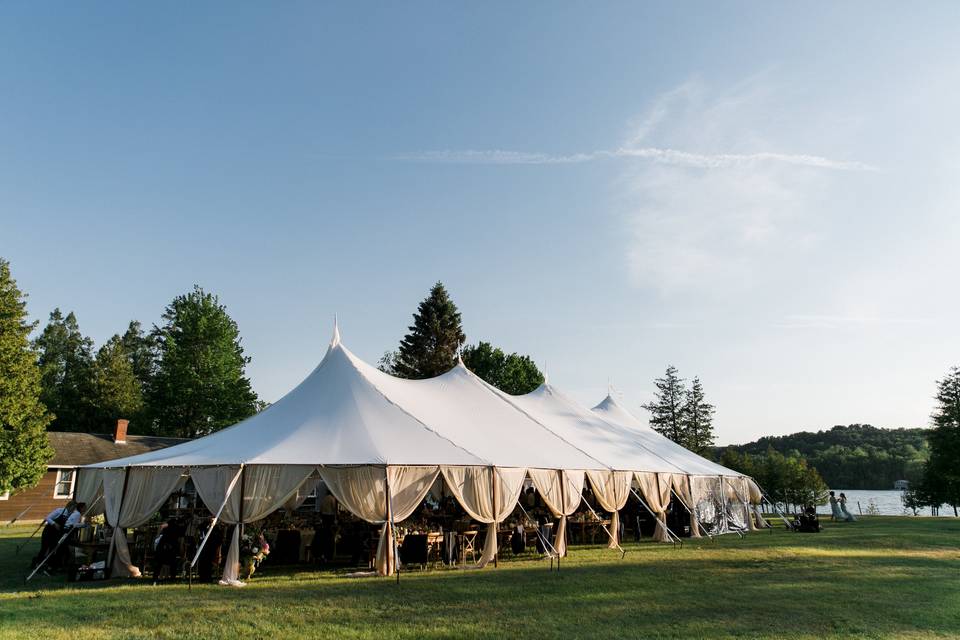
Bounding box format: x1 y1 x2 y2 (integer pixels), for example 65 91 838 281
690 475 725 535
528 469 584 557
671 474 701 538
586 470 631 548
104 467 187 578
192 464 313 584
441 466 527 566
634 472 671 542
75 468 104 517
746 479 769 528
723 477 751 531
318 465 439 576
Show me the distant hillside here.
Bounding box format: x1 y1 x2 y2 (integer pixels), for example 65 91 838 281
717 424 930 490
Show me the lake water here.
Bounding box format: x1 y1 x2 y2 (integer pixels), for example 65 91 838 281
814 489 939 517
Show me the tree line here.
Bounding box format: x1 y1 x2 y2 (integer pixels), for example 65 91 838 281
718 424 930 490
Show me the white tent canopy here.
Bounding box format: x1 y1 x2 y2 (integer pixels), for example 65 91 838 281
80 326 753 579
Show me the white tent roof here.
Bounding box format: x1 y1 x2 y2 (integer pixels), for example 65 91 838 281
343 350 604 470
87 326 740 477
88 338 487 467
592 394 739 477
89 333 605 470
497 383 684 473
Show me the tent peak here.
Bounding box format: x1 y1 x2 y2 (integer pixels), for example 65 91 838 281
330 315 341 347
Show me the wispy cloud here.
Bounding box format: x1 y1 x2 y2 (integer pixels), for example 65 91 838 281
392 147 874 171
774 315 935 330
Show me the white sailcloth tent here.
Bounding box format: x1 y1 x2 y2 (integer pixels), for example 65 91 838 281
78 325 760 579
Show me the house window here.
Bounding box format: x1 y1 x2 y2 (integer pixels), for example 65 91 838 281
54 470 75 499
0 491 8 500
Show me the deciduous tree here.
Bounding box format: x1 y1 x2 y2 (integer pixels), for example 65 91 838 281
461 341 543 395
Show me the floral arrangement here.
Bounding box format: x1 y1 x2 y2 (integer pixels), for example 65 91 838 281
239 529 271 579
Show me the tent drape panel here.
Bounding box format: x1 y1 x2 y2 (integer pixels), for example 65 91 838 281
586 470 631 548
103 467 187 578
634 472 670 542
441 466 526 567
221 525 241 583
75 468 104 517
723 477 750 532
690 475 725 535
318 465 439 576
241 465 316 523
671 474 700 538
528 469 584 557
384 466 440 574
192 466 243 523
746 478 768 528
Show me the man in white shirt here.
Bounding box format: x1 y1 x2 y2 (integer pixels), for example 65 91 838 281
31 502 86 572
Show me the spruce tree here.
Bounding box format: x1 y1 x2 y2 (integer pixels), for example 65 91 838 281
392 282 466 379
92 335 144 431
0 259 53 495
642 365 687 444
33 308 98 431
682 376 716 454
148 286 258 438
919 366 960 514
461 341 544 395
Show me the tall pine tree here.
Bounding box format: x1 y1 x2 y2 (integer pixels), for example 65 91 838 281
33 309 98 431
92 335 144 431
148 286 259 438
120 320 157 391
392 282 466 379
0 259 53 495
919 366 960 514
642 365 687 444
682 377 716 454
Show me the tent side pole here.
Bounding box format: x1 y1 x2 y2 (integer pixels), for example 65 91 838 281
491 467 498 569
557 471 564 572
237 466 247 579
190 465 244 568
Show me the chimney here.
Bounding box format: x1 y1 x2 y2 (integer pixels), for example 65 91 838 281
114 419 129 444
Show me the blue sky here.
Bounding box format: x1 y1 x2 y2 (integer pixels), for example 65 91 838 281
3 3 959 443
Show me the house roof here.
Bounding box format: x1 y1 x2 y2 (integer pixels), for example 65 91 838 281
48 432 189 467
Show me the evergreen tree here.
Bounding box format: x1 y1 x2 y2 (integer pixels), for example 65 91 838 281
148 286 259 438
92 335 144 430
918 366 960 515
461 341 544 395
33 308 98 431
0 259 53 495
642 365 687 444
392 282 466 379
682 377 716 454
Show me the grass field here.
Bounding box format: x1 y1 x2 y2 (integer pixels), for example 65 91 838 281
1 517 958 639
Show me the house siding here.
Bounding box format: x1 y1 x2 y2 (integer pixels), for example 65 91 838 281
0 469 72 523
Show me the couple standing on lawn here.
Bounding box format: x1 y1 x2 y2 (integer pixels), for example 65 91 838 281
830 491 857 522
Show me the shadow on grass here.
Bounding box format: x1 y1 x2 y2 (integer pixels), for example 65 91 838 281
2 518 958 639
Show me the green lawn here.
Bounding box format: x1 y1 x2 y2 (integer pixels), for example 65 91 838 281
1 517 958 639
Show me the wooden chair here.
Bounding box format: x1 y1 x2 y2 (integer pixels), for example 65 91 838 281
459 530 478 565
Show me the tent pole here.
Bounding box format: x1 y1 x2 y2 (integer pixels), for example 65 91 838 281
630 486 681 547
384 466 399 583
236 466 247 580
106 466 131 575
490 467 498 569
557 471 564 572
